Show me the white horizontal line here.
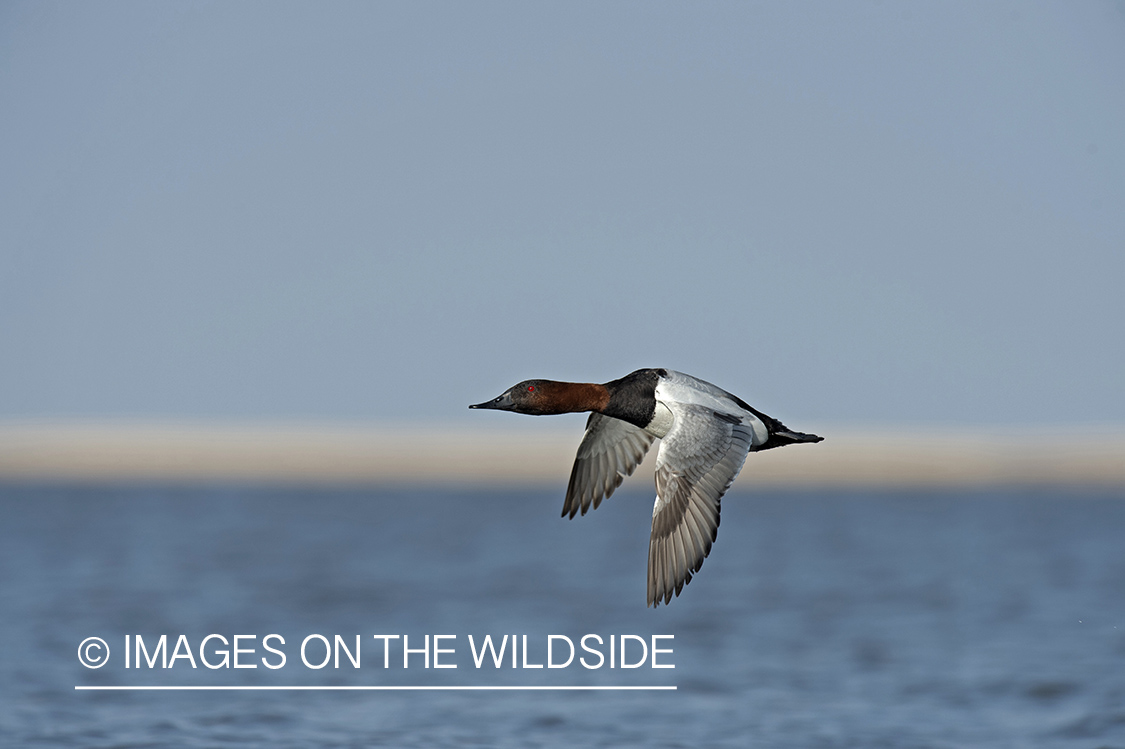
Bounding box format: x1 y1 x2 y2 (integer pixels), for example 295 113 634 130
75 685 676 691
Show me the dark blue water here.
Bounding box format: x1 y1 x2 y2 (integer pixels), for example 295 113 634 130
2 483 1124 747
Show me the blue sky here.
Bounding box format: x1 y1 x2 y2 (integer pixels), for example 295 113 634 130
2 1 1123 426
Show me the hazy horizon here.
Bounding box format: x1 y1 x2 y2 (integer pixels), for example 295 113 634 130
3 420 1122 488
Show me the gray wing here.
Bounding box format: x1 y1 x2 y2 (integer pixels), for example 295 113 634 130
648 406 755 607
562 413 656 519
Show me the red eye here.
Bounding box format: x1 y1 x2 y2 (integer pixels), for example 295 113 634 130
527 386 535 392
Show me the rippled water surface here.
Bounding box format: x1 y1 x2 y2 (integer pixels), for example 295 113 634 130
2 484 1124 747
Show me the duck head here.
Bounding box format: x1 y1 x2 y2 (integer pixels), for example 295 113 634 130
469 380 550 414
469 379 609 416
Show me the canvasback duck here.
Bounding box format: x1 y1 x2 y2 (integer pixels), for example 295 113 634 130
470 368 823 607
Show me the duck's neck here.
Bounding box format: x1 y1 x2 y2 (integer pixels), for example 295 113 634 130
539 381 610 414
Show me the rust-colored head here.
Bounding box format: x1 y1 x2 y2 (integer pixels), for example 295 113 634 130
469 379 608 416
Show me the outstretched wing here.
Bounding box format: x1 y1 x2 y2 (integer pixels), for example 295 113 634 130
648 406 755 606
562 413 656 519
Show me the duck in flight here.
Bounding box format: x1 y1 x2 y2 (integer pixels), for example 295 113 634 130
470 368 823 606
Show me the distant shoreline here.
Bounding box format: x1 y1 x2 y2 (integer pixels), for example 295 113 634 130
1 421 1123 488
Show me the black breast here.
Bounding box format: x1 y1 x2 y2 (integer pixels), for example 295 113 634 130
601 368 663 429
